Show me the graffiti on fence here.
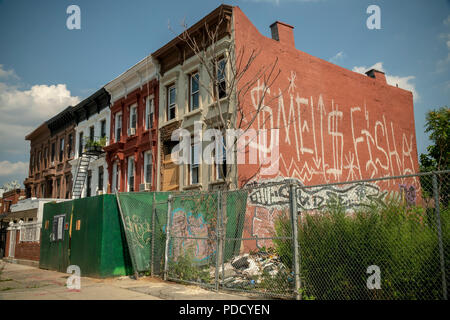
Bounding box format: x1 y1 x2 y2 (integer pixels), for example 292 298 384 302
248 178 387 211
123 215 151 249
296 183 387 211
170 208 215 262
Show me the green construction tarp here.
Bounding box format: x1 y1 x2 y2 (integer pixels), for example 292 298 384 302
40 195 133 278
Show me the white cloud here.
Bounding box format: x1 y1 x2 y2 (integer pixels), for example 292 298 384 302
0 65 80 185
329 51 345 64
0 161 28 177
352 62 419 101
0 64 19 80
0 81 80 127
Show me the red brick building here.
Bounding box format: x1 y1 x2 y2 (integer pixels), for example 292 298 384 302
233 6 419 186
104 57 159 193
24 107 76 199
0 189 25 215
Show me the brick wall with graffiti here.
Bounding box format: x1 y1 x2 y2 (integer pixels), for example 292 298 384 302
233 7 420 250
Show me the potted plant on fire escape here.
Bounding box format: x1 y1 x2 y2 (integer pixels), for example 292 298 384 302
84 136 107 155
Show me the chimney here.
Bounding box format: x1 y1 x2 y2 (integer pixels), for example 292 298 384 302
365 69 386 83
270 21 295 47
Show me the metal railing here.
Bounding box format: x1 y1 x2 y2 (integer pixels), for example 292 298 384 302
19 222 41 242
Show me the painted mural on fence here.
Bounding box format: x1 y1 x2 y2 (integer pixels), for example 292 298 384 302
169 208 215 263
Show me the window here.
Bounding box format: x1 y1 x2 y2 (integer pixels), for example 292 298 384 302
65 174 71 198
217 59 226 99
127 157 135 192
129 105 137 134
86 170 92 197
190 72 200 111
56 178 61 199
78 132 83 156
68 134 73 157
144 151 152 185
44 148 48 168
100 120 106 138
167 85 176 121
59 138 64 162
98 166 104 192
145 98 154 129
37 151 41 170
89 126 95 142
112 161 120 192
189 143 200 185
115 113 122 142
51 143 55 163
30 154 34 174
214 135 227 180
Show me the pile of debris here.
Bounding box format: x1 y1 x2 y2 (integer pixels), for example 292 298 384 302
209 251 292 289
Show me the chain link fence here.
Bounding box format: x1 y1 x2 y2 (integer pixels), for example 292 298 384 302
117 171 449 300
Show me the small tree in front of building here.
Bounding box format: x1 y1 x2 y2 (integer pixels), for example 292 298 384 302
172 7 283 190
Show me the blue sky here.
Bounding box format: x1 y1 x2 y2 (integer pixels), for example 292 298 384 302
0 0 449 187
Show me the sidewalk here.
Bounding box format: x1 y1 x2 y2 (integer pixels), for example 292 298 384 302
0 261 250 300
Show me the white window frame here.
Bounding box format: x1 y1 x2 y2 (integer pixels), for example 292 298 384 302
167 85 176 121
129 104 137 132
190 142 200 185
127 156 135 192
100 119 107 138
145 98 154 130
190 72 200 111
144 151 153 185
115 112 122 142
112 161 120 192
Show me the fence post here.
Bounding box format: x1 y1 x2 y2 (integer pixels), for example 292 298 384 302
151 192 156 277
432 172 448 300
289 182 301 300
164 194 173 281
215 190 222 292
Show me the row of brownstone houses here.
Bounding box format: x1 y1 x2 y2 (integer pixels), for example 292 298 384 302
0 4 419 263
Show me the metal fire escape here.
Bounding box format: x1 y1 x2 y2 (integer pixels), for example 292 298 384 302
72 137 105 199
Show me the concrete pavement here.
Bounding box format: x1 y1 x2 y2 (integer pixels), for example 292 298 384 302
0 260 250 300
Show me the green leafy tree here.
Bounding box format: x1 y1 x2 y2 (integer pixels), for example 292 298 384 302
420 106 450 172
419 106 450 206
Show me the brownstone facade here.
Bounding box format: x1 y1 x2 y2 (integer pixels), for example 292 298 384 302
24 107 76 199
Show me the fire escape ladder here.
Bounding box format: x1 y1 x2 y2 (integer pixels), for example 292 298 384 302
72 154 93 199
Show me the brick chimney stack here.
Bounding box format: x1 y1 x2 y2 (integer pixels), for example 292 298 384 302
365 69 387 83
270 21 295 47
